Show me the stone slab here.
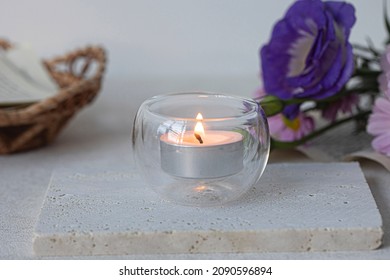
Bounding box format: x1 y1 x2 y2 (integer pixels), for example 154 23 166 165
33 162 383 256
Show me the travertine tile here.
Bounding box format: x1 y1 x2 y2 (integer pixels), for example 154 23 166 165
33 162 383 256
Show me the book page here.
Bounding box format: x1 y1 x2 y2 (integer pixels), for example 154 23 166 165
297 121 390 171
0 45 58 106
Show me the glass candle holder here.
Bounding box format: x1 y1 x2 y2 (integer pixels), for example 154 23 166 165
132 92 270 206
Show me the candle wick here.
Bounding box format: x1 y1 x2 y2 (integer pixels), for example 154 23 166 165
194 133 203 144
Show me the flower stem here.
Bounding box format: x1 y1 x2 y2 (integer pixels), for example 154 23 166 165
352 43 381 56
282 84 378 107
353 68 382 77
271 110 371 149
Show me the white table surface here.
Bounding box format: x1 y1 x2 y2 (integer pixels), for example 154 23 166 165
1 77 390 259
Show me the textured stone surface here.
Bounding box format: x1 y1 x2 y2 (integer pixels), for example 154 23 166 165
33 162 383 256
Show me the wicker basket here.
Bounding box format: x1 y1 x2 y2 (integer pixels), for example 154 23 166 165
0 39 106 154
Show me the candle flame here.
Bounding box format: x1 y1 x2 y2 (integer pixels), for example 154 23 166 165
194 185 207 192
194 113 205 144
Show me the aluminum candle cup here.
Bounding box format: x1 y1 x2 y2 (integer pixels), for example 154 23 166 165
160 131 244 178
132 92 270 206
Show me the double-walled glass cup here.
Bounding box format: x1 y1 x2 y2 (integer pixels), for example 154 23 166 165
132 92 270 206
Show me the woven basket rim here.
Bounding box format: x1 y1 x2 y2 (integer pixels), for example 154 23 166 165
0 40 106 125
0 38 106 154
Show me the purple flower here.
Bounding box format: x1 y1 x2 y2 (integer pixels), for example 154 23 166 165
255 87 314 141
378 45 390 95
260 0 356 107
367 97 390 156
268 113 315 142
367 46 390 156
254 86 300 119
321 93 359 121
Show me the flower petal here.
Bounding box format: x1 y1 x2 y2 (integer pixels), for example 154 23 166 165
268 115 285 135
317 43 354 99
367 117 390 135
367 97 390 135
285 0 327 33
373 97 390 114
372 133 390 156
378 73 388 93
324 1 356 38
287 27 317 77
283 104 300 120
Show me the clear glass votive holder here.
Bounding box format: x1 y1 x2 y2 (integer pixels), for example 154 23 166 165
132 92 270 206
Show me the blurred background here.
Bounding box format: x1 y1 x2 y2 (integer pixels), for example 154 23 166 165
0 0 384 97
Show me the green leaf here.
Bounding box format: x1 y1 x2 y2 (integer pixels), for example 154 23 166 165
258 95 284 117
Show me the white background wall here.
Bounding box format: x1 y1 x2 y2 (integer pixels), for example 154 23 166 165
0 0 385 84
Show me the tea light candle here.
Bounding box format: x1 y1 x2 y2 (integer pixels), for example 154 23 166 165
160 113 244 178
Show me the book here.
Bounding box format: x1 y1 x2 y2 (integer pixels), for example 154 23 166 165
0 44 58 107
297 121 390 171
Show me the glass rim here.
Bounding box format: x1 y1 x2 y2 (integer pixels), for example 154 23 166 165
142 92 262 122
